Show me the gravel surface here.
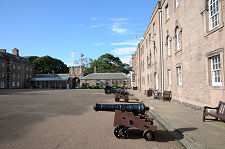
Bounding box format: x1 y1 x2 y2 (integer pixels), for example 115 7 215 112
0 89 185 149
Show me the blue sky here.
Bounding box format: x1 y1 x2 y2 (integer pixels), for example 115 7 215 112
0 0 157 65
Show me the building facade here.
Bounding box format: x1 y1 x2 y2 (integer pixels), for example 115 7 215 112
130 54 137 88
132 0 225 107
80 73 131 88
0 48 34 89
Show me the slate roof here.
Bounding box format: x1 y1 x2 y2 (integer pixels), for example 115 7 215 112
30 74 70 81
0 51 31 64
80 73 129 80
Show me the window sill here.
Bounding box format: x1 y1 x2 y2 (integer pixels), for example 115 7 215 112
166 55 172 59
177 84 183 88
208 85 224 90
165 18 170 24
175 49 182 54
205 22 224 37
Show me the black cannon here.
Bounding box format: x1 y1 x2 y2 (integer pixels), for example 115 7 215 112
104 85 113 94
94 103 157 141
104 86 130 102
94 103 148 115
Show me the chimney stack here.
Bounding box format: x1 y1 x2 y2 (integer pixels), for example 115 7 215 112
12 48 19 56
0 49 6 53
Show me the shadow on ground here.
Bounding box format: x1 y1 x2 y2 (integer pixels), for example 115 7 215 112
124 127 198 142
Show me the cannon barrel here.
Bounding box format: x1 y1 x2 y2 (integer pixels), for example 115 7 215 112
94 103 149 115
111 89 129 95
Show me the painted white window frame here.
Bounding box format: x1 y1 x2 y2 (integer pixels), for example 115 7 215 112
12 81 15 87
166 5 169 20
177 66 182 85
176 0 179 8
167 36 171 56
211 56 222 86
168 69 172 86
209 0 219 30
17 82 20 87
176 27 181 51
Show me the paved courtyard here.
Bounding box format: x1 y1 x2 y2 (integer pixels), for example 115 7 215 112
0 89 184 149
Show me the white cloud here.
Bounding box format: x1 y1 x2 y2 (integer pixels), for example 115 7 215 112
110 41 139 46
120 55 131 64
91 17 97 21
91 24 110 28
110 18 129 22
113 47 136 55
94 42 105 46
111 23 127 34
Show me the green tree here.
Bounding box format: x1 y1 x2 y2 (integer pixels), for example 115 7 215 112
85 53 130 75
28 56 68 74
25 56 39 63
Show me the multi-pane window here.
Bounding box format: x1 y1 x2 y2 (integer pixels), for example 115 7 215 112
177 66 182 85
176 0 179 8
85 81 89 87
168 69 172 86
167 36 171 56
176 27 181 51
18 65 20 69
116 80 119 85
209 0 219 30
153 23 155 35
149 33 151 45
166 5 169 20
2 62 5 67
12 81 15 87
123 80 127 86
1 72 4 77
17 82 20 87
0 81 4 88
211 56 222 86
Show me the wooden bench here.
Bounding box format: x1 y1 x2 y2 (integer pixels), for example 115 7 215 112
203 101 225 122
162 91 172 102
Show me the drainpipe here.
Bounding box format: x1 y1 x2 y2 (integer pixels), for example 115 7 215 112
159 8 164 95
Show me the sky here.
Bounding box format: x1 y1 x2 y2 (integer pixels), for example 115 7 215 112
0 0 158 66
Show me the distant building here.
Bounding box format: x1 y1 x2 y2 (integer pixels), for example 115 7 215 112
80 73 131 88
30 74 74 89
0 48 34 89
30 66 85 89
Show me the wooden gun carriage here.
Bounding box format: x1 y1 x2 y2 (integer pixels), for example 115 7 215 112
94 103 157 141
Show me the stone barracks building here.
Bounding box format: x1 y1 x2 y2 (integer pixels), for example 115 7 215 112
80 73 131 88
0 48 34 89
131 0 225 107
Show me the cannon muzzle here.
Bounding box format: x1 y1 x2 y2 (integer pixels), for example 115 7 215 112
94 103 149 115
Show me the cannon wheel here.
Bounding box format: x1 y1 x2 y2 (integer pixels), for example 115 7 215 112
114 125 128 139
143 130 154 141
115 98 120 102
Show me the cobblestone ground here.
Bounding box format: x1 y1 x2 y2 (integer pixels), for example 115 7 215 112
0 89 185 149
